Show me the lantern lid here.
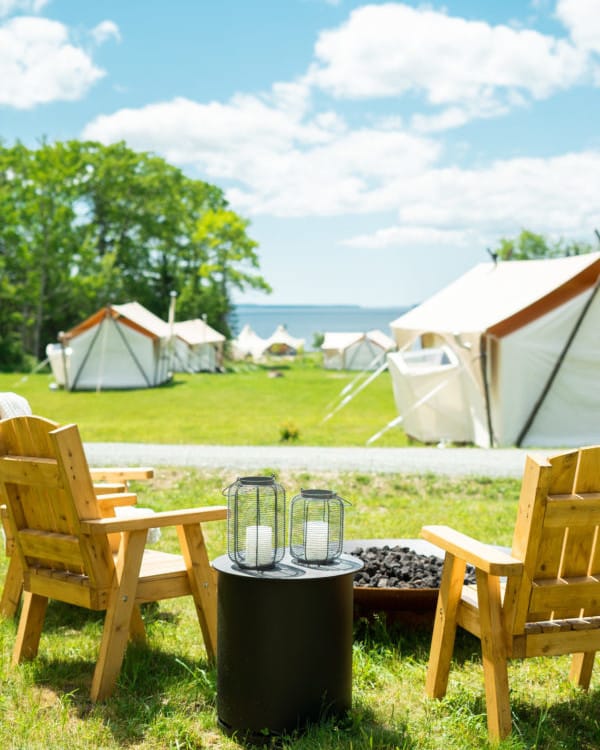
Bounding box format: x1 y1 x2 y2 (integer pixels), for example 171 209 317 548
299 488 336 499
237 475 276 486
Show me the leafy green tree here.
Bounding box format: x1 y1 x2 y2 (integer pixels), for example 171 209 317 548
178 209 271 337
494 229 594 261
0 139 270 365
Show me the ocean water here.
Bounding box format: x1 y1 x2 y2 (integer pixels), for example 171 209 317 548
231 304 408 350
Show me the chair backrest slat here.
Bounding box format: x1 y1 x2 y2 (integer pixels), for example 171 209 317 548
0 416 114 592
509 445 600 633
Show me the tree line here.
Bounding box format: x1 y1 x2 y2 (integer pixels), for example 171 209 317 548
0 140 270 370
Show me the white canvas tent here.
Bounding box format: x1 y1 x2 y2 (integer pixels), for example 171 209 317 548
263 325 305 356
231 324 268 360
321 329 396 370
172 318 225 372
387 252 600 448
47 302 172 391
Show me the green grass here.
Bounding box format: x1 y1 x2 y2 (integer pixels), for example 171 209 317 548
2 469 600 749
0 357 409 446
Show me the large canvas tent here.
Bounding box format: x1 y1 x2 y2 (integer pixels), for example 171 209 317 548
387 252 600 448
172 319 225 372
47 302 172 391
321 330 396 370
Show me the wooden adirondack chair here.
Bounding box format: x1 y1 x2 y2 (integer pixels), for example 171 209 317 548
421 445 600 742
0 415 227 702
1 465 155 618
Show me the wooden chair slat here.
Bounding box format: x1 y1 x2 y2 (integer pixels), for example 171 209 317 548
0 415 226 703
422 444 600 743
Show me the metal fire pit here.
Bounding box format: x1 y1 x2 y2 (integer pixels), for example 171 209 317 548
213 552 363 742
345 538 444 625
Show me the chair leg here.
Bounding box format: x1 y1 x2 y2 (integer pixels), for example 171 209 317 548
0 554 24 618
570 652 595 690
425 552 466 699
13 592 48 663
177 523 218 663
129 604 147 644
476 570 512 743
91 530 147 702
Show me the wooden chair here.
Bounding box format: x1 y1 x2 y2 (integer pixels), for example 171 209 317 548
421 445 600 742
0 415 227 701
1 465 155 618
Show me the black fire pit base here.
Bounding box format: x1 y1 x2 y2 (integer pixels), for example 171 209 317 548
213 553 362 739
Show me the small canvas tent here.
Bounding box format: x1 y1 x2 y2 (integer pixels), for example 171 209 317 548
231 324 268 360
388 252 600 448
172 319 225 372
321 329 396 370
263 325 305 356
47 302 172 391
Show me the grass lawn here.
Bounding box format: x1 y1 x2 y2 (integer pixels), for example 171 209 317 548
0 357 409 447
1 468 599 749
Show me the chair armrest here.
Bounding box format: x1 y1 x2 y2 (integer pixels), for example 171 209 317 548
420 524 523 577
96 493 139 516
80 505 228 534
89 467 154 482
94 482 127 495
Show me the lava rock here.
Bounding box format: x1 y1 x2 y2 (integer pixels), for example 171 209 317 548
350 545 476 589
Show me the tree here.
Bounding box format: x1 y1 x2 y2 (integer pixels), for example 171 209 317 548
494 229 594 261
178 209 271 337
0 140 271 366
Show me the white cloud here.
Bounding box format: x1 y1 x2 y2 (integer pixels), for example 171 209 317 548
0 0 48 17
341 151 600 249
91 20 121 45
82 93 440 216
305 3 588 117
556 0 600 53
342 225 475 249
0 16 105 108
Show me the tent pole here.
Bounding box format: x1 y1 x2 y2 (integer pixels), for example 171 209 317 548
479 335 495 448
515 277 600 447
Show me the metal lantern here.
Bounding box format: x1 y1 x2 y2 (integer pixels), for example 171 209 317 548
226 475 285 570
289 489 348 565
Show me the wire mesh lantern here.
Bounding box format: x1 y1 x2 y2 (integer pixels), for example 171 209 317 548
226 475 285 570
289 489 349 565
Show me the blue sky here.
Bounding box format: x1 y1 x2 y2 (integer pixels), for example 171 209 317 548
2 0 600 307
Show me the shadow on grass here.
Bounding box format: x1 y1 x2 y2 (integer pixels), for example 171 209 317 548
220 703 415 750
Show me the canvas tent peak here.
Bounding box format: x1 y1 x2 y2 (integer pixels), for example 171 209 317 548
263 324 305 355
386 252 600 449
231 324 268 360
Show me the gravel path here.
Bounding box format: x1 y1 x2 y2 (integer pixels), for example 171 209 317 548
83 442 537 478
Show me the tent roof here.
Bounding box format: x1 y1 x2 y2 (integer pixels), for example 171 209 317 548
321 329 396 352
265 324 305 349
62 301 169 342
112 302 170 337
173 319 225 345
321 332 363 351
390 252 600 339
365 329 396 350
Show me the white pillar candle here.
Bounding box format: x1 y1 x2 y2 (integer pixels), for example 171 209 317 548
244 524 273 566
304 520 329 561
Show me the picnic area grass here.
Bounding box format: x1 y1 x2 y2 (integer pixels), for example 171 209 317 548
0 356 410 446
2 468 600 749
